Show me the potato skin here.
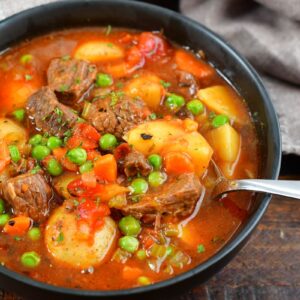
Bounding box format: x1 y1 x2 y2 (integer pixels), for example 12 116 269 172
45 206 117 268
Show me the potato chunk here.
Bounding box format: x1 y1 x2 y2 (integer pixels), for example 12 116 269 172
205 123 240 163
197 85 247 123
52 172 80 199
124 74 165 109
45 206 117 268
125 119 213 176
0 118 27 151
74 41 124 62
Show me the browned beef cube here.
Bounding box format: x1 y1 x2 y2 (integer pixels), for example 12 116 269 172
84 94 150 139
47 57 97 103
26 87 78 137
124 149 151 177
2 173 53 223
121 173 201 220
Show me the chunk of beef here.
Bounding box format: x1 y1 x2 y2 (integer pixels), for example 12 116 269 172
124 149 151 177
2 173 52 223
85 94 150 139
176 70 198 97
47 57 97 104
121 173 201 220
27 87 78 137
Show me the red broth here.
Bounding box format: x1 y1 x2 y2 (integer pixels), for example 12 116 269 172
0 28 259 290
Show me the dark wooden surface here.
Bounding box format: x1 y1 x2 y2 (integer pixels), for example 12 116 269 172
1 193 299 300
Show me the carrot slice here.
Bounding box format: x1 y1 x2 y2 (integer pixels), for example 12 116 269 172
94 154 117 183
164 151 195 175
0 140 11 172
3 216 31 235
175 50 214 79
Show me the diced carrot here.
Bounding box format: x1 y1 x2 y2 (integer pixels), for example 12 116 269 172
100 184 129 202
122 266 143 281
175 50 214 79
0 140 11 172
53 148 78 172
81 171 97 188
164 151 195 175
3 216 31 235
94 154 117 183
106 62 128 78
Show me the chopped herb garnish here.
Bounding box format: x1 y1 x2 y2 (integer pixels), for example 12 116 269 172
75 78 81 84
160 80 171 88
59 84 69 92
54 107 63 117
25 74 32 81
88 66 96 73
14 236 21 241
57 232 64 242
105 25 112 36
197 244 205 253
110 92 119 106
116 81 124 89
73 199 79 207
141 133 153 140
61 55 71 61
31 165 42 174
107 43 114 48
208 112 216 120
133 74 140 79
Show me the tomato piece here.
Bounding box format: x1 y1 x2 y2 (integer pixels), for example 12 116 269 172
81 171 97 188
138 32 168 58
126 46 145 71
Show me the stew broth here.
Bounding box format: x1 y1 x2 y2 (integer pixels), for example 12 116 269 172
0 28 259 290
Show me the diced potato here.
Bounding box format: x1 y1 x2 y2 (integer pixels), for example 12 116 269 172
205 123 241 163
124 74 165 109
197 85 247 123
45 206 117 268
0 118 27 151
74 41 124 62
125 119 213 176
53 172 80 199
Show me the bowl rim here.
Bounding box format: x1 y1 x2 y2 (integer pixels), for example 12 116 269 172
0 0 281 297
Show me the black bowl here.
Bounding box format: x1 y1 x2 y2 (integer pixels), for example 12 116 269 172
0 1 281 299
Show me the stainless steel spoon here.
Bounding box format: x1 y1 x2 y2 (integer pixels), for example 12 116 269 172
211 178 300 200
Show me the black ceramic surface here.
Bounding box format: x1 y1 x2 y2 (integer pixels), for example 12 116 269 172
0 1 281 299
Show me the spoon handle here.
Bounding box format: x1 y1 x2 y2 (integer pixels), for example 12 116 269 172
233 179 300 199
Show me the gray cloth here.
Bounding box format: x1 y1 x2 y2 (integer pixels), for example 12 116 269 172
1 0 299 153
181 0 300 154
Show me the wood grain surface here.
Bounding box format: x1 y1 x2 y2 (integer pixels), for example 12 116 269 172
1 194 299 300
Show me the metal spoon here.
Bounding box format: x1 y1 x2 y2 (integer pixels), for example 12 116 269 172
211 178 300 200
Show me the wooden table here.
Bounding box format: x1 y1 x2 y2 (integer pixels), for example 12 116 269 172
1 193 299 300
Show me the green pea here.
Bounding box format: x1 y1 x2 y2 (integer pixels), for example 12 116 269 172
67 148 87 165
187 99 204 115
96 73 113 87
31 145 51 160
29 134 43 146
0 199 5 214
12 109 25 122
119 216 141 236
47 158 63 176
137 276 151 286
8 145 21 163
148 171 167 187
165 93 185 110
47 136 62 150
148 154 162 170
99 133 118 151
28 227 41 241
20 54 33 64
212 114 229 128
136 249 147 260
0 214 9 227
79 161 93 174
20 251 41 268
118 236 139 253
130 178 148 195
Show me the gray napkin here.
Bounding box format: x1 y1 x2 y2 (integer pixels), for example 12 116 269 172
181 0 300 154
1 0 299 154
